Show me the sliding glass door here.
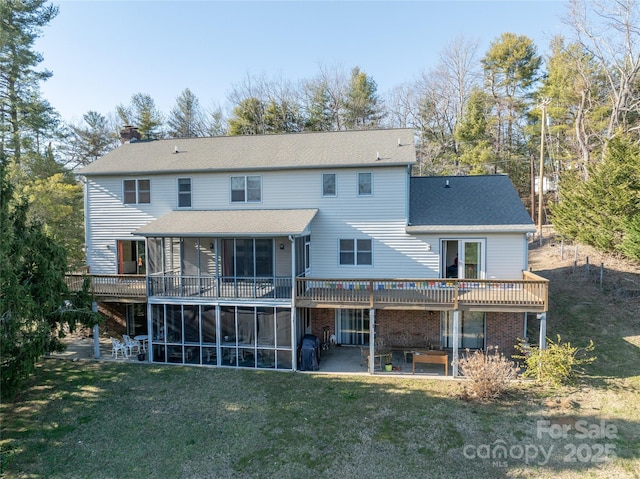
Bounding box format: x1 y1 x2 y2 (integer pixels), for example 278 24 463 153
441 311 485 349
441 239 485 279
336 309 370 345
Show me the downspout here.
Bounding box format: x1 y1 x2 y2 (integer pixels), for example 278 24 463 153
82 176 90 269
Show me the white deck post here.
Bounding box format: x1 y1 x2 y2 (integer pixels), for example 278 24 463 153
369 308 376 374
538 313 547 350
290 237 297 371
452 310 459 377
92 301 100 359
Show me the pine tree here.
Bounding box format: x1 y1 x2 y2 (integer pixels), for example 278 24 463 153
117 93 164 139
61 111 118 169
551 136 640 255
167 88 207 138
227 97 265 135
344 67 384 130
0 0 59 165
455 88 495 174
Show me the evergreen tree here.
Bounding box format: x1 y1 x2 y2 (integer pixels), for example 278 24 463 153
60 111 118 169
537 36 609 175
455 88 495 174
0 0 59 165
227 97 265 135
551 136 640 256
303 80 334 131
482 33 541 192
344 67 384 130
117 93 164 139
205 104 227 137
0 154 97 398
263 98 304 134
167 88 207 138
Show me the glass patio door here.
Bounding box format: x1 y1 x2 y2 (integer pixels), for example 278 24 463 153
441 311 485 349
336 309 370 345
442 239 485 279
463 241 481 279
117 239 146 274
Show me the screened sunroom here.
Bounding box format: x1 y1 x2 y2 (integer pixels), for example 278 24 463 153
133 208 316 369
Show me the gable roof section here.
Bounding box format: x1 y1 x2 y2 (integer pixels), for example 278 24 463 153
408 175 535 233
79 128 415 176
134 209 318 237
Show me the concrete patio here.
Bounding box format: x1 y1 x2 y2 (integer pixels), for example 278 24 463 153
47 334 452 377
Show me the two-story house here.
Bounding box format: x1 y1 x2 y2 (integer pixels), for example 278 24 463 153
73 127 548 375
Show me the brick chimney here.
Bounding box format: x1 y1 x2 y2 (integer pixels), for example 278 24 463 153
120 125 141 144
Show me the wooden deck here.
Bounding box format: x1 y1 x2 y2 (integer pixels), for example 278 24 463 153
295 272 548 312
65 274 147 302
66 271 548 312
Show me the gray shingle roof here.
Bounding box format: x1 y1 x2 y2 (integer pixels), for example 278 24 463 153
408 175 535 233
79 128 416 176
135 209 318 237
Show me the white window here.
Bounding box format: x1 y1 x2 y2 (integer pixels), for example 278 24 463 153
358 172 372 196
231 175 261 203
177 178 192 208
339 238 372 266
123 179 150 204
322 173 336 197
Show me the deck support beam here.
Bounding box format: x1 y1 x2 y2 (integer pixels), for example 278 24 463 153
452 310 459 378
538 312 547 350
92 301 100 359
369 308 376 374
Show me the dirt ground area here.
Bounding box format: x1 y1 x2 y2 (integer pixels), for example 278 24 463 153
529 229 640 313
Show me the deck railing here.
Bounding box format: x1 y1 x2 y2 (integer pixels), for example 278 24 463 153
66 271 548 311
147 275 292 300
295 273 548 312
64 274 147 299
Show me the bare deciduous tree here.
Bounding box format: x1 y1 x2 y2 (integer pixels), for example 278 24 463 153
566 0 640 139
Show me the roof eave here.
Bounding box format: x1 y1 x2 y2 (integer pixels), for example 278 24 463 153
79 161 416 177
406 224 536 234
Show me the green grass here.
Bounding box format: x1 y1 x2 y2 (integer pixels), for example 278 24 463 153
1 359 638 479
2 245 640 479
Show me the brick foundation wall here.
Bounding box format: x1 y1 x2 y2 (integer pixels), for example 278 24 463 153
310 309 335 340
309 309 440 349
376 310 440 348
486 312 525 357
308 308 525 356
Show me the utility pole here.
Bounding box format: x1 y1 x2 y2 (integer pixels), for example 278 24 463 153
537 99 550 238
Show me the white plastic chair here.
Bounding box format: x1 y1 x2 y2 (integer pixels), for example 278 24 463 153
122 335 141 357
110 337 127 359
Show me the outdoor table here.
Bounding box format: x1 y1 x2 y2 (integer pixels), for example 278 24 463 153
134 335 148 352
411 350 448 376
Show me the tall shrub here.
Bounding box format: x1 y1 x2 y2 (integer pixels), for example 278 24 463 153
551 136 640 257
515 335 596 386
458 346 518 400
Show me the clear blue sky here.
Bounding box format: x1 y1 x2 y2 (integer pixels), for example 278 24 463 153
35 0 569 124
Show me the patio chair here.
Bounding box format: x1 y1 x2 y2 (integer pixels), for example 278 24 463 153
122 334 141 357
110 337 127 359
